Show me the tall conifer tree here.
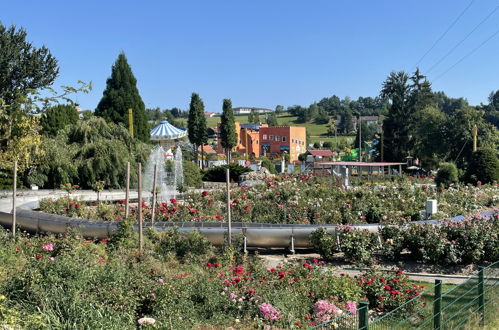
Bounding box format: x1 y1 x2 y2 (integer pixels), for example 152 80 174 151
220 99 237 161
187 93 208 168
95 53 149 142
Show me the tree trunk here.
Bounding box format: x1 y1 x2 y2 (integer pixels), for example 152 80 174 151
201 143 205 170
194 143 198 168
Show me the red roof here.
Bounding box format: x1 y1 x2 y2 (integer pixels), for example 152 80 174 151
321 161 405 167
307 150 334 157
198 145 217 154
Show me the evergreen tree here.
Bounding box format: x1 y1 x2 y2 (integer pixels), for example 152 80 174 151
220 99 237 161
266 112 278 126
40 104 79 136
248 109 259 124
187 93 208 168
95 53 149 142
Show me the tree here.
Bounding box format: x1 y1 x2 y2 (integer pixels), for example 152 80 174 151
95 53 149 142
220 99 237 161
275 105 284 114
187 93 208 168
488 90 499 111
0 23 59 108
339 112 353 134
413 106 447 169
40 104 79 136
266 112 278 126
463 147 499 184
445 108 498 168
248 109 259 124
0 23 59 150
380 69 434 162
435 163 458 188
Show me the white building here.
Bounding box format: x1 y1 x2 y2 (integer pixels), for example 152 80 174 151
233 107 273 115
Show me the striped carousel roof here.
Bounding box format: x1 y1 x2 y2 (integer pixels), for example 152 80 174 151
150 121 187 141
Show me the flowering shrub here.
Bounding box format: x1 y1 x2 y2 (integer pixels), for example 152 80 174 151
258 303 281 321
313 299 342 323
40 176 498 226
381 213 499 265
358 269 424 312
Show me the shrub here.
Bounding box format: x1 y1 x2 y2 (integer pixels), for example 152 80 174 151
464 147 499 184
338 226 378 266
202 163 251 182
435 162 458 188
260 157 277 174
313 142 321 149
310 228 337 260
149 228 214 261
322 141 333 149
183 160 202 188
359 269 424 312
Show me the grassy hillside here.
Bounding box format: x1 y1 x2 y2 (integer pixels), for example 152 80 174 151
179 112 331 136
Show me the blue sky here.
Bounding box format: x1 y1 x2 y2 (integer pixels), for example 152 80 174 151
1 0 498 112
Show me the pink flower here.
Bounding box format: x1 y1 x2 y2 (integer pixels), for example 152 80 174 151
42 244 54 251
258 303 281 321
149 293 155 298
345 301 357 314
49 257 55 262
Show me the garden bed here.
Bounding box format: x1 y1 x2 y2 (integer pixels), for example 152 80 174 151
38 175 498 225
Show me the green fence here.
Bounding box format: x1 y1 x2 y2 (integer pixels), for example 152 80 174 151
311 261 499 329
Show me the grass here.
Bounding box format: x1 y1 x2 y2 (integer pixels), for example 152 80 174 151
179 112 338 137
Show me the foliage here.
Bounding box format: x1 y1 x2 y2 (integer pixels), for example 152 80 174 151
182 160 202 188
380 69 433 161
110 216 138 250
0 114 43 184
40 104 79 136
310 227 336 260
463 147 499 184
41 176 498 227
260 157 277 174
187 93 208 163
220 99 237 157
381 214 499 265
202 163 251 182
358 269 424 312
435 162 458 188
265 111 278 126
247 109 260 124
311 226 378 266
95 52 149 142
29 117 150 189
0 23 58 109
147 228 214 262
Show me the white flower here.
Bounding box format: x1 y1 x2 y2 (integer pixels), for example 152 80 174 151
138 317 156 326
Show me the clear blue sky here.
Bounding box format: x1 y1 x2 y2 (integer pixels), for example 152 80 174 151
1 0 498 112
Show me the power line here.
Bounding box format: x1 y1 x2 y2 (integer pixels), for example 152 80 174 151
414 0 476 69
427 4 499 73
434 26 499 81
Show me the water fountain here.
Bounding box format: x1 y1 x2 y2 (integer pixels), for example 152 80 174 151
143 145 184 202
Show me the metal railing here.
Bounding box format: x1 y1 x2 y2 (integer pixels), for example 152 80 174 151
310 261 499 329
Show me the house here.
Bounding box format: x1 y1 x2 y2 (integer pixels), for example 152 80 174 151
204 112 216 118
216 122 306 162
305 149 334 162
233 107 273 115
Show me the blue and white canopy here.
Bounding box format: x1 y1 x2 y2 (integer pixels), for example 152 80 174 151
150 121 187 141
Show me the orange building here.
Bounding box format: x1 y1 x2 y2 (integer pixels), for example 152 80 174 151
217 122 306 162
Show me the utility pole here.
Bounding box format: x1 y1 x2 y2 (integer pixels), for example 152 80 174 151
12 161 17 240
128 108 134 138
226 167 232 245
473 125 478 152
358 115 362 162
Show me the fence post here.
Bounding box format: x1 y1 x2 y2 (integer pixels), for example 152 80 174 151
433 279 442 330
12 161 17 240
478 266 484 326
358 301 369 330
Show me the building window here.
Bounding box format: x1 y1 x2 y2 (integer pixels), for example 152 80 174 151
263 134 267 140
270 135 274 140
276 136 280 142
256 140 258 144
291 139 294 143
282 136 286 142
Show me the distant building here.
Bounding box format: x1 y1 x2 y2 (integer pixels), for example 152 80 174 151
204 112 216 118
217 122 306 162
233 107 273 115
